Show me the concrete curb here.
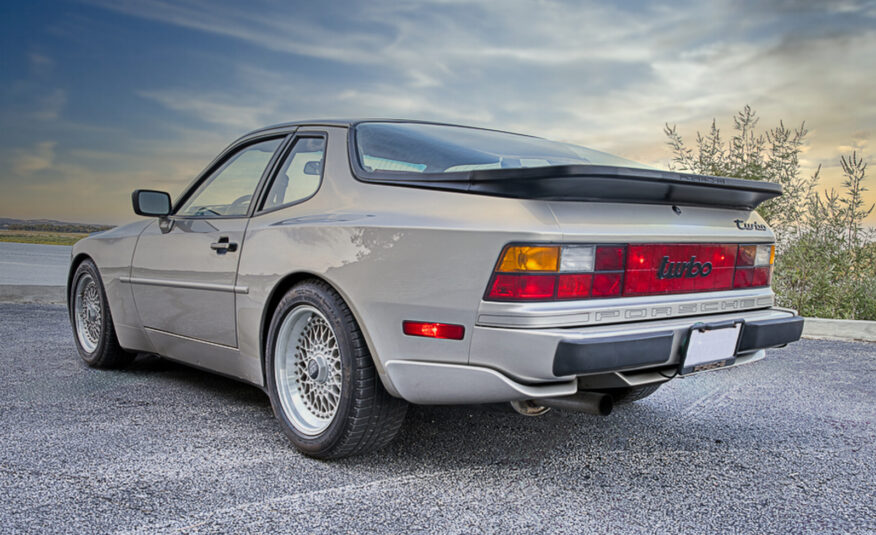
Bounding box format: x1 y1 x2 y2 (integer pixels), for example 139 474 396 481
802 317 876 343
0 285 66 305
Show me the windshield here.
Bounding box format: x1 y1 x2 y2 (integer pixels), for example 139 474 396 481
353 122 652 176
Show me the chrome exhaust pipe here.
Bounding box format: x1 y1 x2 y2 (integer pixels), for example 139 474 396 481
538 391 613 416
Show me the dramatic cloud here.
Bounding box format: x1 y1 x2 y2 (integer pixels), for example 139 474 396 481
0 0 873 223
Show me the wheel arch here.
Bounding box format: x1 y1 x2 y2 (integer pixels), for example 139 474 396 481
66 253 95 314
258 271 394 394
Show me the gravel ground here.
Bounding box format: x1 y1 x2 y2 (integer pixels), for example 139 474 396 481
1 304 873 534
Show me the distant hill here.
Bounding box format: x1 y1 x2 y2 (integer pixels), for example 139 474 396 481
0 218 113 233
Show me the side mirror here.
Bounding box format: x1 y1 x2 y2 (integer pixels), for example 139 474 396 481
132 189 172 217
303 161 321 176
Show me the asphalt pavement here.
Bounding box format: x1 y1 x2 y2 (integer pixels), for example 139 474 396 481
1 303 873 534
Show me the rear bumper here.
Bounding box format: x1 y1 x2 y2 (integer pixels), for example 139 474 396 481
385 307 800 405
554 314 803 376
468 306 799 383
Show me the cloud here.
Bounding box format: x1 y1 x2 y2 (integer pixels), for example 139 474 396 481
83 0 392 64
12 141 56 174
137 89 272 130
5 0 873 223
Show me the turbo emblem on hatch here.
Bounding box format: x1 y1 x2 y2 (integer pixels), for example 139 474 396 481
656 256 713 279
734 219 767 231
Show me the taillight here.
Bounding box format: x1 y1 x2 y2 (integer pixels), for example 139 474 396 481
733 244 774 289
489 274 556 300
484 242 775 302
486 244 624 301
624 244 738 296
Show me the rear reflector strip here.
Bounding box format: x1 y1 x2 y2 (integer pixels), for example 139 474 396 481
624 244 737 296
402 321 465 340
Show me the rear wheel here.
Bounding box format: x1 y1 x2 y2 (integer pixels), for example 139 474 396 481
266 281 407 459
604 383 663 405
69 260 134 368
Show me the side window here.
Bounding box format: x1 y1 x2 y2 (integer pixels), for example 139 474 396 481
261 137 326 211
177 138 282 217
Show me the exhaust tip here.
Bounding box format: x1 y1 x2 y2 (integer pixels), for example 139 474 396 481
596 394 613 416
538 391 613 416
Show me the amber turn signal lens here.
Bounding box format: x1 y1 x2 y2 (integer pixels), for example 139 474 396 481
497 246 559 272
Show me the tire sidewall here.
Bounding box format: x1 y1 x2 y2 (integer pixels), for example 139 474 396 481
69 260 110 365
265 283 358 455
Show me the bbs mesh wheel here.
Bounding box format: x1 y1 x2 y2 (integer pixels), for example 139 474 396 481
265 280 407 459
68 259 134 368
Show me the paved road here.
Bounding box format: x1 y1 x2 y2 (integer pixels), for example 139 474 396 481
0 242 70 285
1 304 873 534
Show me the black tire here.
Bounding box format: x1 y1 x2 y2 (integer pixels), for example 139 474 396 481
604 383 663 405
265 280 407 459
68 259 135 368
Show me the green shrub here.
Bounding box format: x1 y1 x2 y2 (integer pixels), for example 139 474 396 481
665 107 875 320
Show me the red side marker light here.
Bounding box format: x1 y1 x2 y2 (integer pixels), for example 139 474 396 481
402 321 465 340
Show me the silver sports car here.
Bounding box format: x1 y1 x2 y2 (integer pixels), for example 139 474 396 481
68 120 804 458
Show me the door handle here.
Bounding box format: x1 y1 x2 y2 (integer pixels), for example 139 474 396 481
210 236 238 253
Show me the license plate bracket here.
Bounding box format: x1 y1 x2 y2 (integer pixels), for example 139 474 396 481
679 321 742 375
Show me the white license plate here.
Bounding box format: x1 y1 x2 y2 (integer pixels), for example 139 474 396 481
680 323 742 375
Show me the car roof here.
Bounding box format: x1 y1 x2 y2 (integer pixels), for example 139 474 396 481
241 119 533 139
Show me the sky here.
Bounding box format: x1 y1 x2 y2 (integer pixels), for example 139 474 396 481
1 0 874 225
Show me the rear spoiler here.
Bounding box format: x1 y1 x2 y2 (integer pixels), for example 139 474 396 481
356 165 782 211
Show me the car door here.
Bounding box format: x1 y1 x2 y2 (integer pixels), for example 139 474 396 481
130 136 285 349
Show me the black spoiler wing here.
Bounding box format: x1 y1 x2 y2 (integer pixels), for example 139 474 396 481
356 165 782 211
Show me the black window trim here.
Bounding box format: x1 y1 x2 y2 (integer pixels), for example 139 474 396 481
171 130 295 220
254 131 329 216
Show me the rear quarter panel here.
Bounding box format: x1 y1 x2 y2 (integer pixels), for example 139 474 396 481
235 127 562 391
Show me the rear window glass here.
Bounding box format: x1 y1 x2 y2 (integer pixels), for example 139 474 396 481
353 122 651 176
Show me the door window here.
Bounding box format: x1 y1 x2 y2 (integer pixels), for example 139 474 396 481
178 138 282 217
261 137 326 211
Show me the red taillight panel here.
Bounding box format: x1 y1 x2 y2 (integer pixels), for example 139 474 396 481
623 244 738 296
736 245 757 267
557 274 592 299
488 274 556 300
402 321 465 340
595 246 625 271
485 242 773 302
592 272 622 297
734 265 772 289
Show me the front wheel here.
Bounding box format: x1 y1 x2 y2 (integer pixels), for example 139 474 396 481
68 259 134 368
265 281 407 459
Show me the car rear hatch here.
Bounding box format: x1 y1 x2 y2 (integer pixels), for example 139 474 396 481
477 192 778 329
